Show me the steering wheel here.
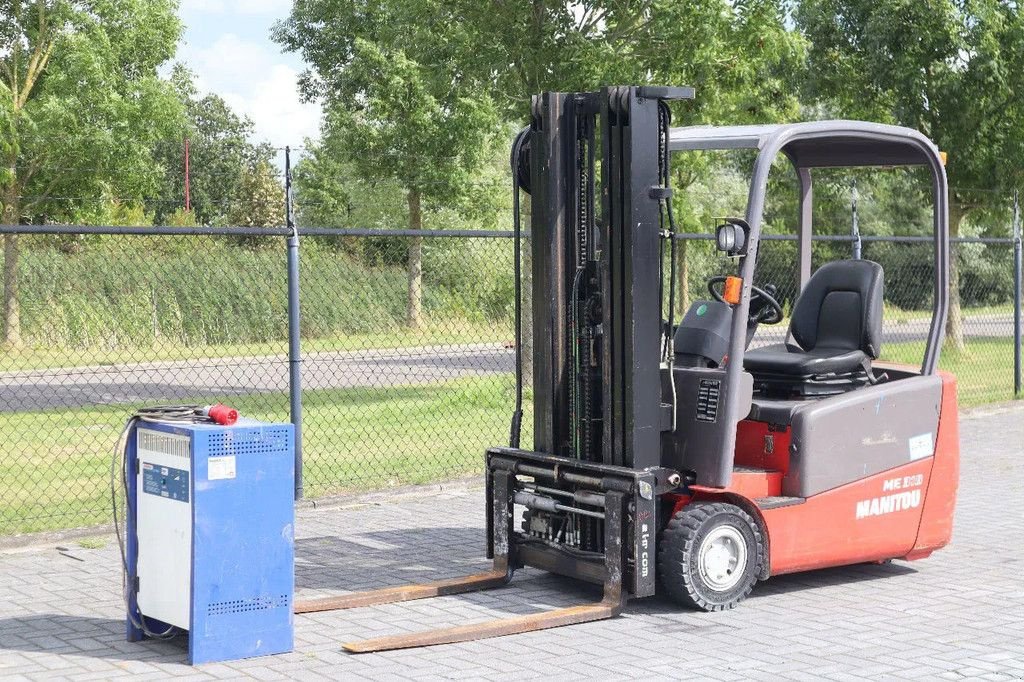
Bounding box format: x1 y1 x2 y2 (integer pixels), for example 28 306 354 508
707 275 783 325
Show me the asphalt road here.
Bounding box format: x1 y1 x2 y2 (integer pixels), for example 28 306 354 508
0 344 514 412
0 314 1012 413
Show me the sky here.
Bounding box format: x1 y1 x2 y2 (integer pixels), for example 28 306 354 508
174 0 322 153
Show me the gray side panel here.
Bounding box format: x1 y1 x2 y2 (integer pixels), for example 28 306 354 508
785 375 943 497
669 367 754 487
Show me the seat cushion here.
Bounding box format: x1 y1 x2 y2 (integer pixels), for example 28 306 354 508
744 343 868 377
790 259 883 358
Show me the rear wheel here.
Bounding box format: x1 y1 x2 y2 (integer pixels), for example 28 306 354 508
658 501 763 611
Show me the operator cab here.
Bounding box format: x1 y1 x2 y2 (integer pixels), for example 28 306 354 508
675 256 885 398
665 121 949 491
674 254 886 427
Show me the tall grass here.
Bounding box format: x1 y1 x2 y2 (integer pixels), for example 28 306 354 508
14 235 514 350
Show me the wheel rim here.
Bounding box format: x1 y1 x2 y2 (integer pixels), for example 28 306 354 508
697 525 747 592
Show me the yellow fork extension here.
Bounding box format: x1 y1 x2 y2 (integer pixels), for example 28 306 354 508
294 569 510 614
342 595 624 653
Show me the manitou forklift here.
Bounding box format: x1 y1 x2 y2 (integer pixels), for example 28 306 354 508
295 86 960 652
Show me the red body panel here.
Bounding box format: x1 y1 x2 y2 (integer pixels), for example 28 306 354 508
762 459 933 574
733 420 790 475
664 372 960 576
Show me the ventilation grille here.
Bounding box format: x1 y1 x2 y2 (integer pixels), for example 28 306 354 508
137 429 190 459
207 594 290 616
207 427 291 457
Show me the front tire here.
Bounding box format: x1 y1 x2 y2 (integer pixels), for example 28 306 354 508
658 501 763 611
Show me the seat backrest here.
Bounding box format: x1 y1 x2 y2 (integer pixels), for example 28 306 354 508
790 259 884 358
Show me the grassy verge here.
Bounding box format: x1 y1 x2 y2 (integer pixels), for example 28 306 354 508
0 319 510 372
880 338 1016 407
0 375 530 535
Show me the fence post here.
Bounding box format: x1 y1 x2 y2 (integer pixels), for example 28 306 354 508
1014 190 1022 397
851 178 862 259
285 146 304 499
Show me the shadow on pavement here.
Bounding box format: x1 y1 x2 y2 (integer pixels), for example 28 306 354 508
295 527 490 593
634 559 919 619
0 614 188 662
753 560 918 597
295 528 921 627
0 559 921 663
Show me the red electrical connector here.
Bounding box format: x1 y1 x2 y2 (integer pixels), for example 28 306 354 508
201 404 239 426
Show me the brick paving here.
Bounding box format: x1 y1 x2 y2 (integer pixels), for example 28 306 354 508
1 404 1023 680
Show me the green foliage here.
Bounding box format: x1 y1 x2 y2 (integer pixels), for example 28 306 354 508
0 82 14 191
796 0 1024 203
227 161 285 229
322 40 499 205
18 188 153 255
276 4 501 203
2 0 184 221
164 207 198 227
293 142 407 230
422 238 515 321
71 189 152 228
276 0 805 210
278 0 802 123
154 65 275 226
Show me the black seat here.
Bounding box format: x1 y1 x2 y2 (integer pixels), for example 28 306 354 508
745 259 883 394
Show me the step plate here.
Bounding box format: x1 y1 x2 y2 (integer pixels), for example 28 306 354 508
755 495 805 510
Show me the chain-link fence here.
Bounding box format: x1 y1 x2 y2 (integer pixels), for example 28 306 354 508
0 222 1020 535
0 225 530 534
678 230 1021 407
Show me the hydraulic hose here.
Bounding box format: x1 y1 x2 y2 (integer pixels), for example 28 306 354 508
509 126 531 448
660 101 679 361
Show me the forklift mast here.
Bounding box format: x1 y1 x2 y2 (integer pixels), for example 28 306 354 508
482 86 693 605
530 86 692 469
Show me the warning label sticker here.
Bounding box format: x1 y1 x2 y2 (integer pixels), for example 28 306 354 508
908 433 934 460
208 455 236 481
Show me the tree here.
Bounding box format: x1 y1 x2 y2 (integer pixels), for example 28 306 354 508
156 65 275 226
277 0 799 120
445 0 804 344
291 139 411 265
458 0 804 126
226 161 285 232
276 0 802 337
796 0 1024 348
0 0 183 347
274 17 500 327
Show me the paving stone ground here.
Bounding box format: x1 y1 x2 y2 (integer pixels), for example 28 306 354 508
2 403 1023 680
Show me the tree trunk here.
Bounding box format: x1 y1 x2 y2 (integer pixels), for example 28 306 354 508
1 182 21 349
676 238 689 316
945 205 965 351
406 189 423 329
521 222 533 388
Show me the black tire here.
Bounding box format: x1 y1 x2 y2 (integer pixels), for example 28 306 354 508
657 501 764 611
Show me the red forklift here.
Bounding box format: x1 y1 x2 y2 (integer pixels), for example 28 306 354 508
295 86 960 651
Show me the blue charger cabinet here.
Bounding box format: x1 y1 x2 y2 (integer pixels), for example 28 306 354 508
125 419 295 664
